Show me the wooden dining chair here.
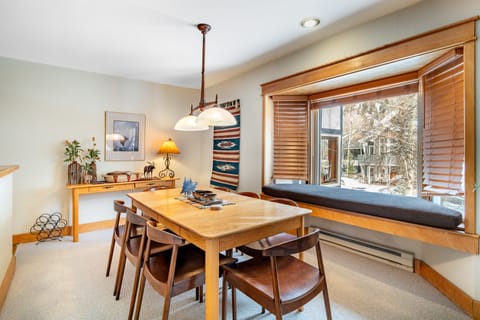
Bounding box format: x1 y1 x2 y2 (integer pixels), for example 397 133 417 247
222 228 332 320
236 198 298 257
134 221 236 320
105 200 129 277
237 191 261 199
113 207 173 320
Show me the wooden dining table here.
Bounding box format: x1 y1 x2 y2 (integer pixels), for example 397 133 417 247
127 187 311 320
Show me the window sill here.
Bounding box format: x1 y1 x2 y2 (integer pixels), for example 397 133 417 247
301 202 479 254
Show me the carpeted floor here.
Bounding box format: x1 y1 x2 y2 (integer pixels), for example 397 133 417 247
0 229 470 320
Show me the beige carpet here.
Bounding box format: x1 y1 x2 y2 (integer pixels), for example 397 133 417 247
0 229 469 320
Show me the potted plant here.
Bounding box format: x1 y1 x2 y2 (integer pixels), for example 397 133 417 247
64 140 83 184
84 137 101 183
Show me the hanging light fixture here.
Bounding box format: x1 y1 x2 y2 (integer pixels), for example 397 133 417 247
174 23 237 131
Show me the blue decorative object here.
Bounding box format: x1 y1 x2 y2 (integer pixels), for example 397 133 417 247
181 177 197 196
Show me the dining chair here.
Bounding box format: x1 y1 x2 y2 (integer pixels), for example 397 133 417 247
105 200 129 277
236 198 298 257
237 191 261 199
221 228 332 320
107 186 169 277
113 207 173 320
134 221 236 320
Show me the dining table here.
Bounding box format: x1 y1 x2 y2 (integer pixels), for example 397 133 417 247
127 187 311 320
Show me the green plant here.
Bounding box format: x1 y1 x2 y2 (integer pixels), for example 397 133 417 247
85 137 101 162
81 161 92 174
64 140 83 163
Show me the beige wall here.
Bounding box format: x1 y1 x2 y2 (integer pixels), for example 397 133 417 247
210 0 480 300
0 58 214 231
0 172 14 291
0 0 478 301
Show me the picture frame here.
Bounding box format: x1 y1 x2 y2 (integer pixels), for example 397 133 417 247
105 111 145 161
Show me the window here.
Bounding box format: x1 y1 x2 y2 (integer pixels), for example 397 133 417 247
312 93 419 197
262 18 476 235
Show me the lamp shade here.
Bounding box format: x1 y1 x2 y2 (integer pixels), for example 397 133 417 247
158 138 180 154
197 107 237 127
174 115 209 131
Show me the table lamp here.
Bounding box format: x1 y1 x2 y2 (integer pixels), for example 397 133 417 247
158 138 180 178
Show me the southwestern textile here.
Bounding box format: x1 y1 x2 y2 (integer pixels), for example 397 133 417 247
210 99 240 191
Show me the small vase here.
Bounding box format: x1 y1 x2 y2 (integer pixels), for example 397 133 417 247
83 174 93 184
89 161 97 183
67 161 82 184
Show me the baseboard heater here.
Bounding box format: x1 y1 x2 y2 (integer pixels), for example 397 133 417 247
315 228 414 272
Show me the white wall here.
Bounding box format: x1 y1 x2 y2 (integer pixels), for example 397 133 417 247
0 0 478 301
0 172 14 289
0 58 213 231
210 0 480 299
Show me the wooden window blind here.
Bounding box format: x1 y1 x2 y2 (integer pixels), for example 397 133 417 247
272 98 309 181
422 53 464 195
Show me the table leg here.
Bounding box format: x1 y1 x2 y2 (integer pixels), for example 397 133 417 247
72 189 79 242
205 239 220 320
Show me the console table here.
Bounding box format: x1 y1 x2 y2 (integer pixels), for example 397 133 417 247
67 178 177 242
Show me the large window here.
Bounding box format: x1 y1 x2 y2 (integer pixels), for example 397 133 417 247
262 18 476 235
312 94 419 197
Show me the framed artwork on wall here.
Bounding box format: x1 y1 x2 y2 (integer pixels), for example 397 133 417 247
105 111 145 161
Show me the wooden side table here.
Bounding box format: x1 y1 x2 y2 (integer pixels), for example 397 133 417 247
67 178 177 242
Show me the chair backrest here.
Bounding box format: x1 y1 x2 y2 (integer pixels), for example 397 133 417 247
125 208 149 226
112 200 130 237
145 221 185 246
113 199 128 214
237 191 261 199
262 228 320 257
268 197 298 207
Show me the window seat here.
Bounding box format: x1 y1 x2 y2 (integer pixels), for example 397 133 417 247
262 184 479 254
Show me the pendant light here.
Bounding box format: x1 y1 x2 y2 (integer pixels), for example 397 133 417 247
174 23 236 131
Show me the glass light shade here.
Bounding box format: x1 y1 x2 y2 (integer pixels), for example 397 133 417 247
174 115 209 131
197 107 237 126
158 138 180 154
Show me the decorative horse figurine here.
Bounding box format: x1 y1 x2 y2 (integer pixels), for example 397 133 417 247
143 161 155 179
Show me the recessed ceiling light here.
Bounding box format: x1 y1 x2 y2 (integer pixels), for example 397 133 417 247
300 17 320 28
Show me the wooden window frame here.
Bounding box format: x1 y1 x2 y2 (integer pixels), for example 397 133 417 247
261 17 478 253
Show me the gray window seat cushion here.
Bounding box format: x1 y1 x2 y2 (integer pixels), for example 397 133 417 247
262 184 463 230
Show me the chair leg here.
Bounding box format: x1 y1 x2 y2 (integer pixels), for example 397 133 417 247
106 234 116 277
134 273 147 320
127 258 144 320
231 285 237 320
198 285 203 303
195 286 204 302
222 274 227 320
322 284 332 320
162 289 173 320
114 251 127 299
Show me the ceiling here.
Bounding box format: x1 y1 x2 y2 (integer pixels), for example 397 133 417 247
0 0 422 89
